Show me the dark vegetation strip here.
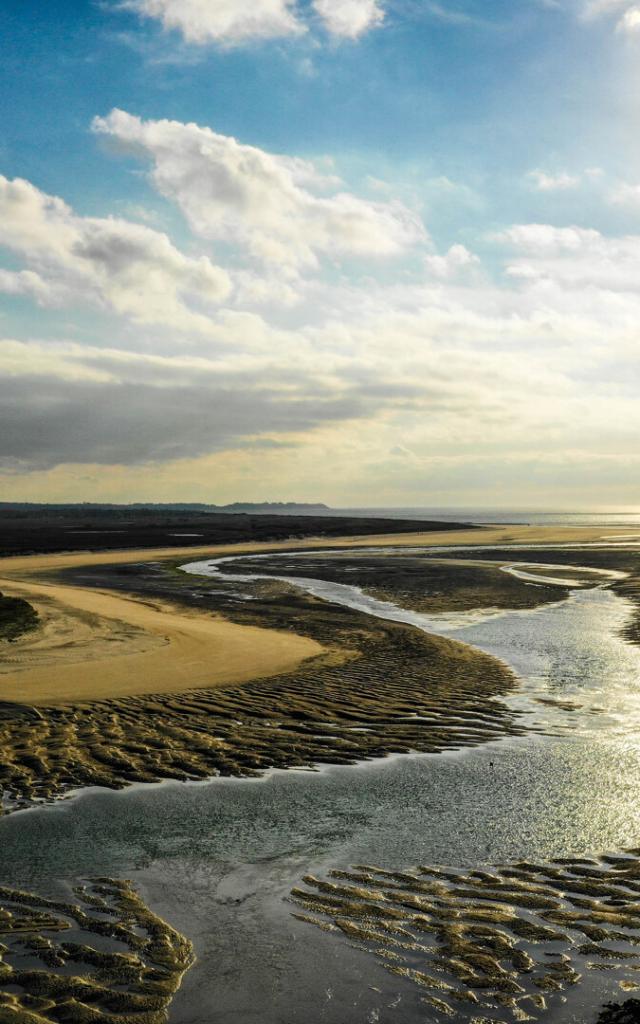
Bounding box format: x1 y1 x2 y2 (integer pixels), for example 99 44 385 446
0 593 39 643
0 507 473 557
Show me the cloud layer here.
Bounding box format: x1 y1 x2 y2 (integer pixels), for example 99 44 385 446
4 101 640 503
92 110 425 275
121 0 386 44
0 175 230 332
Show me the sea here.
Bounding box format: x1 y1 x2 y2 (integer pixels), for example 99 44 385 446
334 507 640 527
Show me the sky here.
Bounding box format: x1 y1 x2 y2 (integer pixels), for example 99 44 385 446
2 0 640 508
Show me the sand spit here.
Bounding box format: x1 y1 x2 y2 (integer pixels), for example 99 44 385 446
291 851 640 1020
0 878 193 1023
0 576 323 705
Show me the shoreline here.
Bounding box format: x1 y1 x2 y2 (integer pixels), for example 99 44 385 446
0 575 324 705
1 523 637 707
3 522 640 578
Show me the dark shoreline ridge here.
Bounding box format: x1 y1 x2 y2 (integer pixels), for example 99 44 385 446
0 561 522 814
0 507 473 557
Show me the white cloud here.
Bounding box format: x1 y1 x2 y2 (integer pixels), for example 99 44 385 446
424 244 479 279
120 0 304 45
527 169 581 191
578 0 640 31
617 5 640 29
312 0 385 38
609 181 640 206
6 209 640 498
499 222 640 293
0 175 231 332
92 109 426 274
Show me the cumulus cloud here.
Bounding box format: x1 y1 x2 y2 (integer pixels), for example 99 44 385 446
0 175 231 332
120 0 387 46
120 0 304 45
499 222 640 293
312 0 385 38
424 244 479 279
92 110 426 274
5 208 640 485
527 169 580 191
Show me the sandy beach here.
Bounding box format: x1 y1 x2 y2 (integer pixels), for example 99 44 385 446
1 523 637 707
0 576 324 705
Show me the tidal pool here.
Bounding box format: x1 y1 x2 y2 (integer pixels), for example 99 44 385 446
3 551 640 1023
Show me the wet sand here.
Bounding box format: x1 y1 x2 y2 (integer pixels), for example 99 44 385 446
0 571 521 812
2 523 639 813
0 877 193 1023
291 850 640 1020
2 521 639 577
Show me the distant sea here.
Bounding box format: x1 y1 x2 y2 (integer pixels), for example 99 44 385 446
334 508 640 528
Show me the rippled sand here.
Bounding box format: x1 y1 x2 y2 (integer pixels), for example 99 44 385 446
292 851 640 1020
0 878 193 1023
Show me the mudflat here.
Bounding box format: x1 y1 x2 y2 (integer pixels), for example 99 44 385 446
1 522 639 813
2 521 638 577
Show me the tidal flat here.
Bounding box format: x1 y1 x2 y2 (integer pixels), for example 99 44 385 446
0 567 521 811
3 528 640 1022
0 877 193 1023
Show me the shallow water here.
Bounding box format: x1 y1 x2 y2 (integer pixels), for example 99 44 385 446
184 551 640 737
3 550 640 1022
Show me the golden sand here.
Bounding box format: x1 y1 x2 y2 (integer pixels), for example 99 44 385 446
0 523 632 707
0 576 323 705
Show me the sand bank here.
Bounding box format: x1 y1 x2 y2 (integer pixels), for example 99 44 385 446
0 576 323 705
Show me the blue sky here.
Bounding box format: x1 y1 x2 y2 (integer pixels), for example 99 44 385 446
2 0 640 506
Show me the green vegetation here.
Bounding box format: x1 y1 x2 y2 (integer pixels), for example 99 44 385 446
0 593 38 642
